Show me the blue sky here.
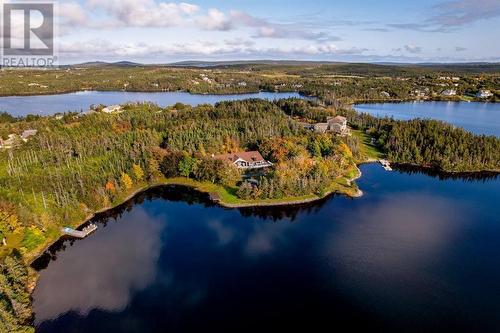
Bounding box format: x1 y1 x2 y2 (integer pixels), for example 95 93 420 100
50 0 500 63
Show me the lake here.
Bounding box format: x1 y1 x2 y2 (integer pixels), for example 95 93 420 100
2 92 498 138
32 164 500 333
0 91 303 117
354 101 500 136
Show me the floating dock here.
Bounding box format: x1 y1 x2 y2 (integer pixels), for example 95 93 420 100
61 224 97 238
379 159 393 171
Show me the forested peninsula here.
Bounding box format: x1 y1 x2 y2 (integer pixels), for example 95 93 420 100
0 74 499 331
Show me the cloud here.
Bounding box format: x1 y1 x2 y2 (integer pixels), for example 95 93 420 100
224 38 255 47
404 44 423 54
59 2 89 26
455 46 467 51
33 207 165 323
230 11 340 41
430 0 500 27
197 8 232 30
59 39 367 61
55 2 341 43
387 23 432 31
386 0 500 32
364 27 390 32
83 0 200 27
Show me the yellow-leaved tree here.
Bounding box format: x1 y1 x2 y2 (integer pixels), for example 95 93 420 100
132 164 144 181
120 172 133 190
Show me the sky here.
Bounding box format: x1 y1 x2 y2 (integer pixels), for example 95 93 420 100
11 0 500 63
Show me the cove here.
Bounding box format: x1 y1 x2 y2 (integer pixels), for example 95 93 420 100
32 163 500 333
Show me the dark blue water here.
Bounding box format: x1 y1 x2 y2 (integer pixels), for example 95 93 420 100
32 164 500 332
0 91 302 116
354 101 500 136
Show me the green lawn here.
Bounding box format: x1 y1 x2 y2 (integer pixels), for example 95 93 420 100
351 129 385 161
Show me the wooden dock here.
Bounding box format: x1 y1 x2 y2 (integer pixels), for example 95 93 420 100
379 159 393 171
209 192 221 202
61 224 97 238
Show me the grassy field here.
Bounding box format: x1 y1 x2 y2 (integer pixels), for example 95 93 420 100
352 129 386 161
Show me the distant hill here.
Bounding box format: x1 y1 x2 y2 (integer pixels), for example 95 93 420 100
168 60 341 67
66 61 143 68
167 60 500 74
59 60 500 75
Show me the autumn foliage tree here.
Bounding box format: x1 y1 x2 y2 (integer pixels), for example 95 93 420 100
120 172 133 190
132 164 144 182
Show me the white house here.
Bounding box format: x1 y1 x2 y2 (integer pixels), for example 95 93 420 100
312 116 348 135
441 89 457 96
101 105 123 113
476 90 493 98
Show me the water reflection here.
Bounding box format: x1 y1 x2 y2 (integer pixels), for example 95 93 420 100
327 193 463 293
238 195 330 221
32 165 500 332
33 207 165 324
395 164 499 182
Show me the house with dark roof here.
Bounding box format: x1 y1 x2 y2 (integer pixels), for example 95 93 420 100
213 151 273 169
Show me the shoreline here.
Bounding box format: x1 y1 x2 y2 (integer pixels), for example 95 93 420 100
0 88 303 98
393 162 500 176
29 167 362 265
28 160 500 265
0 88 495 103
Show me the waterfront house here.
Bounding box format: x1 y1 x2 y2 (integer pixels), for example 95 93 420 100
102 105 123 113
441 89 457 96
214 151 273 169
311 116 348 135
327 116 348 135
476 90 493 98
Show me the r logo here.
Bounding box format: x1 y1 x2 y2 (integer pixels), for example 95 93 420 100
2 3 54 56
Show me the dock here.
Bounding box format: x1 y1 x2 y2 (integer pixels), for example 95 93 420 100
379 159 393 171
61 224 97 238
209 192 222 203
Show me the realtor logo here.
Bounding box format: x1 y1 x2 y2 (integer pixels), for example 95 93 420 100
1 1 57 67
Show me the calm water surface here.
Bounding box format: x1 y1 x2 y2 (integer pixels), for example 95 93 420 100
32 164 500 332
355 101 500 136
0 91 302 116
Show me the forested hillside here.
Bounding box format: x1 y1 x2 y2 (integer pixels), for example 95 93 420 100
0 64 498 103
0 99 357 260
342 108 500 172
1 96 499 332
